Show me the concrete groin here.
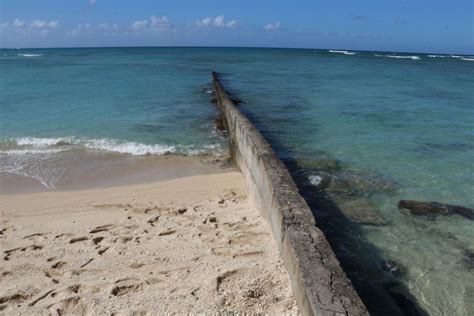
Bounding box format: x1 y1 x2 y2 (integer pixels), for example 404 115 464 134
211 72 368 315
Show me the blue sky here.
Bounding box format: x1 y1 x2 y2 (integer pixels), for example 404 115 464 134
0 0 472 54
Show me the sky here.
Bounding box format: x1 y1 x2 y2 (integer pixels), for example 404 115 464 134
0 0 473 54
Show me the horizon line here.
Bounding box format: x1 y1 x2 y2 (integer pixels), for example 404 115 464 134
1 45 472 56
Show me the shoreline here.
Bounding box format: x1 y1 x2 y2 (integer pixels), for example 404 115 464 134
0 172 297 314
1 154 231 195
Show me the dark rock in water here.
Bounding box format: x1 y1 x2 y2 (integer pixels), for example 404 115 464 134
214 116 226 131
230 97 242 104
398 200 474 220
211 96 217 103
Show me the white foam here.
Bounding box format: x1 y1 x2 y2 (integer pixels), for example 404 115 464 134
375 54 421 60
428 55 447 58
389 55 421 60
1 149 64 155
18 53 43 57
329 50 356 55
15 137 71 146
308 175 323 186
83 139 175 156
8 137 221 156
461 57 474 61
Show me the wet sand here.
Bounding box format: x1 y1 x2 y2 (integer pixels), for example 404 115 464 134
0 171 297 314
0 154 230 194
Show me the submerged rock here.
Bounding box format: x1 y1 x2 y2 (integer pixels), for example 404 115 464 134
333 196 387 226
398 200 474 220
326 171 398 197
296 158 342 172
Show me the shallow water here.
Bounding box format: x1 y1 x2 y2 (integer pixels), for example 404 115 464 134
1 47 473 315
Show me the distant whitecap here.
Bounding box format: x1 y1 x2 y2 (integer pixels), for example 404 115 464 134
329 50 356 55
18 53 43 57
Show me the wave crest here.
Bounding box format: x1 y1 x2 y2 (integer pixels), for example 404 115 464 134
3 137 224 156
329 50 356 55
18 53 43 57
83 139 175 155
375 54 421 60
16 137 72 147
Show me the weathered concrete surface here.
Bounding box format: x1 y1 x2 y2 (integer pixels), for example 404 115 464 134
212 72 368 315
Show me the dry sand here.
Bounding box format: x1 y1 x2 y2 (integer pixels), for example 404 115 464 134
0 171 297 315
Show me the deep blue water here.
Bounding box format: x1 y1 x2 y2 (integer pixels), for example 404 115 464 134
1 47 473 315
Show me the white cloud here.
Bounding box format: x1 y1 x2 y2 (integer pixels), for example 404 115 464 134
13 19 26 28
132 20 148 30
30 20 59 29
264 21 280 31
98 23 119 31
131 16 171 31
67 23 91 36
150 16 170 28
7 18 59 35
195 15 239 28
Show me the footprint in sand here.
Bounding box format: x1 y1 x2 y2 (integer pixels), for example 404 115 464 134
110 283 144 296
4 244 44 260
147 216 160 227
23 233 48 242
91 236 105 245
89 224 114 234
114 236 132 244
0 289 38 305
115 277 140 284
44 271 60 284
47 296 88 315
51 261 67 269
215 269 243 292
97 247 110 255
69 236 89 244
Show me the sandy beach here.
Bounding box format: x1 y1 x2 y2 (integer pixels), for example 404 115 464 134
0 171 297 315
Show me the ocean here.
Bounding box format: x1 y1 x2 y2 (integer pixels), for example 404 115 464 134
1 47 473 315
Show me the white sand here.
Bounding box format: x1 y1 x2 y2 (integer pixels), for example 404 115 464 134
0 171 297 315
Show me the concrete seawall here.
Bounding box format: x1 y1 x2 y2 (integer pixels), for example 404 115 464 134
212 72 368 316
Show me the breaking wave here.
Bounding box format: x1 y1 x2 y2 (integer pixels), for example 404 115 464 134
1 136 223 156
18 53 43 57
375 54 421 60
329 50 356 55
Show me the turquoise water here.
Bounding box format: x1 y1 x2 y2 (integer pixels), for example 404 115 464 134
1 47 473 314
